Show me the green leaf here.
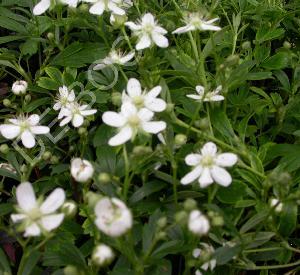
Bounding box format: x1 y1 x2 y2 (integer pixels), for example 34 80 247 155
240 210 269 234
0 247 11 274
24 98 51 112
216 180 247 204
256 27 285 43
279 202 297 236
20 39 39 56
45 67 63 84
0 16 27 33
261 52 289 70
17 250 41 275
37 77 60 90
0 203 14 216
151 240 185 259
214 245 241 265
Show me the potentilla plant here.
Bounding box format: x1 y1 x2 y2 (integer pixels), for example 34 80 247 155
0 0 299 274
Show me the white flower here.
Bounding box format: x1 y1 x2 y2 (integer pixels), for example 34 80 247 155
122 78 166 112
92 244 114 266
61 201 77 217
33 0 81 16
188 210 210 235
82 0 126 16
270 198 283 213
93 50 135 70
193 243 216 275
11 182 65 237
12 80 28 95
0 163 16 174
94 197 132 237
71 158 94 182
0 114 50 149
181 142 238 188
53 86 76 119
187 85 224 102
102 102 166 146
59 102 97 128
173 13 221 34
125 13 169 50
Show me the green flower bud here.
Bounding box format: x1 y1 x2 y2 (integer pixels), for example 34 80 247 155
78 127 87 135
110 14 128 28
3 99 11 107
62 201 77 217
20 164 27 173
42 151 52 161
132 145 152 156
175 210 188 225
225 54 239 66
183 198 197 211
50 156 59 164
47 32 54 40
174 134 187 146
212 216 224 226
64 266 80 275
0 144 9 154
98 173 111 184
111 92 122 106
156 231 167 240
242 41 251 50
85 191 102 209
195 118 210 130
283 41 291 49
166 103 174 113
157 217 167 228
24 94 31 103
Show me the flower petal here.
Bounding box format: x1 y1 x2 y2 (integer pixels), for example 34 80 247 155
127 78 142 97
121 102 137 117
28 114 40 126
201 142 217 156
187 94 202 100
141 121 166 134
11 214 26 223
136 34 151 50
125 22 141 31
198 168 214 188
201 24 221 31
147 86 161 98
40 188 65 214
185 154 202 166
33 0 51 15
181 166 203 185
137 108 154 122
72 114 84 128
89 1 105 15
151 32 169 48
40 214 64 231
0 125 21 139
172 25 195 34
24 223 41 237
107 2 125 15
16 182 36 212
211 166 232 187
196 85 205 95
80 109 97 116
102 112 126 127
142 13 155 24
21 130 36 148
108 126 133 146
120 51 135 64
144 98 166 112
216 153 238 167
210 95 224 101
30 126 49 135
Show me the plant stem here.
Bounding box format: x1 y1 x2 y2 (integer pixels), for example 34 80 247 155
121 26 133 51
188 31 199 60
123 145 130 200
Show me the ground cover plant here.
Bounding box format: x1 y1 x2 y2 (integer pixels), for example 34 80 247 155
0 0 300 274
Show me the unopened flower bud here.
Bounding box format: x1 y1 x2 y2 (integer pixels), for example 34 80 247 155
47 32 54 40
225 54 239 66
184 198 197 211
20 164 27 173
50 156 59 164
111 92 122 106
78 127 87 135
283 41 291 49
157 217 167 228
188 210 210 235
156 231 167 240
62 201 77 217
24 94 31 103
212 215 224 226
12 80 28 95
242 41 251 50
175 210 188 224
92 244 114 266
195 118 210 130
3 99 11 107
42 151 52 161
85 191 102 209
98 173 111 184
110 14 128 27
71 158 94 183
0 144 9 154
132 145 152 156
166 103 174 112
175 134 187 146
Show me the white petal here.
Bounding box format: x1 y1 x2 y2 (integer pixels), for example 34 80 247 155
172 25 195 34
185 154 202 166
205 18 219 24
216 153 238 167
40 214 64 231
127 78 142 97
59 116 72 127
151 32 169 48
154 26 168 34
108 126 133 146
107 2 125 15
141 121 166 134
16 182 36 212
198 168 214 188
186 94 202 100
121 102 137 117
181 166 203 185
33 0 51 15
125 22 141 31
142 13 155 25
102 112 126 127
120 51 135 64
211 166 232 187
24 223 41 237
201 142 217 156
136 34 151 50
137 108 154 122
40 188 65 214
28 114 40 126
53 102 61 111
196 85 205 94
210 95 225 101
89 1 105 15
80 109 97 116
30 126 49 135
21 130 36 148
144 98 166 112
147 86 161 98
0 125 21 139
11 214 26 223
72 114 84 128
68 90 76 101
201 24 221 31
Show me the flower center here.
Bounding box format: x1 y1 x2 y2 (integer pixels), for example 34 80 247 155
19 121 29 132
144 23 154 33
201 155 214 167
27 207 42 221
128 115 140 126
132 95 144 107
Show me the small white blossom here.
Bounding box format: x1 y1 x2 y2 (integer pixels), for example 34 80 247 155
181 142 238 188
193 243 216 275
62 201 77 217
94 197 132 237
187 85 224 102
173 13 221 34
11 182 65 237
125 13 169 50
59 102 97 128
92 244 114 266
82 0 127 16
188 210 210 235
93 50 135 70
270 198 283 213
0 114 50 149
12 80 28 95
102 102 166 146
122 78 166 112
53 86 76 119
33 0 81 16
71 158 94 182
